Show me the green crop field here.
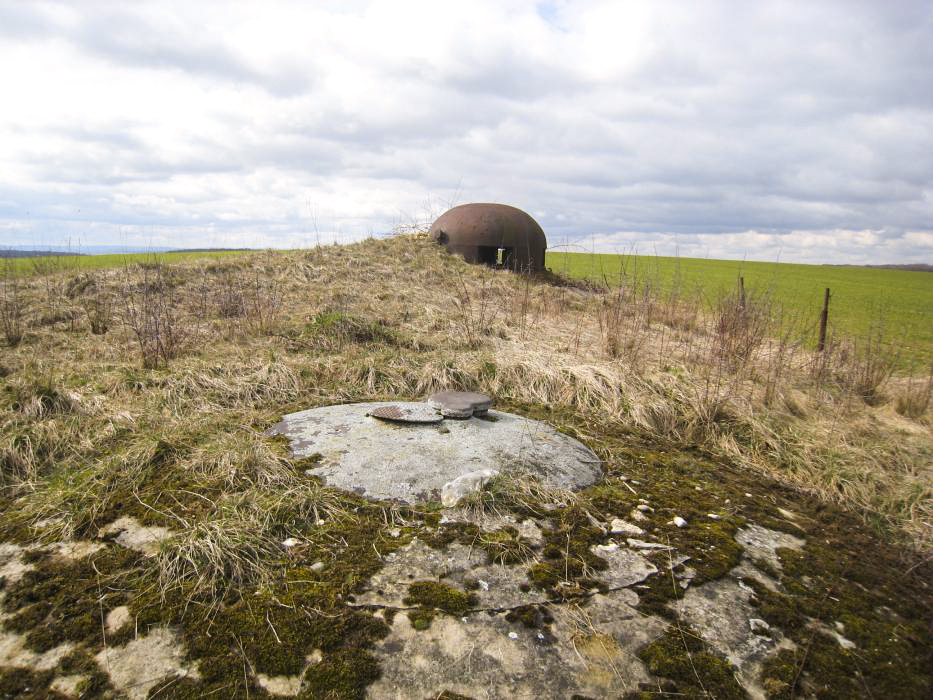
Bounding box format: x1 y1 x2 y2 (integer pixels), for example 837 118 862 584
547 252 933 369
2 249 254 274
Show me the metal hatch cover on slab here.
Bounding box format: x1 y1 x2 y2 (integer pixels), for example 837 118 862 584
267 401 601 504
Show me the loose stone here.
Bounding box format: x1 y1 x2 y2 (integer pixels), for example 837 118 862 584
610 518 645 536
441 468 499 507
749 618 771 634
673 516 688 528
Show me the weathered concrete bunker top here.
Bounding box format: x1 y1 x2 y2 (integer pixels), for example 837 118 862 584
429 203 547 272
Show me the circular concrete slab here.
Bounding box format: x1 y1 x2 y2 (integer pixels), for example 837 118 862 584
268 402 602 503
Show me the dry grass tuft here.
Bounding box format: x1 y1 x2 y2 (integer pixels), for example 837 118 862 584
459 469 578 520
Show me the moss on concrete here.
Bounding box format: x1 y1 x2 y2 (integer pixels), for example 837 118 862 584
1 546 142 652
0 667 65 700
634 626 746 699
403 581 478 617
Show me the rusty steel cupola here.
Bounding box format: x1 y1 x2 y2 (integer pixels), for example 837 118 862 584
429 203 547 272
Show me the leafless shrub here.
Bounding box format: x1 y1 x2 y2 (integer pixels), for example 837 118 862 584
598 282 658 364
715 286 773 368
844 333 896 405
30 256 72 328
120 262 190 368
78 273 113 334
812 323 896 404
214 270 246 319
895 364 933 420
242 270 281 334
452 270 499 348
0 259 26 346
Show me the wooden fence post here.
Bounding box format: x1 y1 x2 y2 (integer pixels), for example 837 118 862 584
818 287 830 352
738 276 746 311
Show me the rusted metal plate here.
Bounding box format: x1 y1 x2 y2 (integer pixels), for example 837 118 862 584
366 404 443 423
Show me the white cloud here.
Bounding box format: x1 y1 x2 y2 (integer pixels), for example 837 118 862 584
0 0 931 263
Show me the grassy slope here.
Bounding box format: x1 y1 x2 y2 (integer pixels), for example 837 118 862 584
548 251 933 367
0 237 930 698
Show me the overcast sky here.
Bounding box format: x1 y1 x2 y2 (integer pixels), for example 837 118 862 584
1 0 931 263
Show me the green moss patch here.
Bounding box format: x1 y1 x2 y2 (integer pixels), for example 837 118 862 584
502 400 933 696
528 503 610 597
127 504 405 696
742 530 933 698
634 626 745 699
403 581 478 617
1 546 142 652
0 667 64 700
505 604 554 631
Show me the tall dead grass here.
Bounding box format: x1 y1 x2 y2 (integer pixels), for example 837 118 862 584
0 236 929 568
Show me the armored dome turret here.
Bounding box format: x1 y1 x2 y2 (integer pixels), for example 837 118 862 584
429 203 547 272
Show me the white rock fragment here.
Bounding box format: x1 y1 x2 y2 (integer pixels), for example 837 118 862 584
636 504 653 513
98 517 172 556
441 468 499 507
256 673 305 696
97 627 199 700
106 606 131 634
478 579 490 591
672 516 687 528
593 542 619 554
626 539 673 550
749 618 771 634
55 541 106 560
51 675 87 696
630 509 648 521
610 518 645 536
310 561 325 572
707 513 722 520
508 632 518 640
282 537 300 547
834 634 856 649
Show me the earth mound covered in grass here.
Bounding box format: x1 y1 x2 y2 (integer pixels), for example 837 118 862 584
1 236 931 698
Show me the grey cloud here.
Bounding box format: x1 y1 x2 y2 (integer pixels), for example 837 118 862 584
0 0 931 263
